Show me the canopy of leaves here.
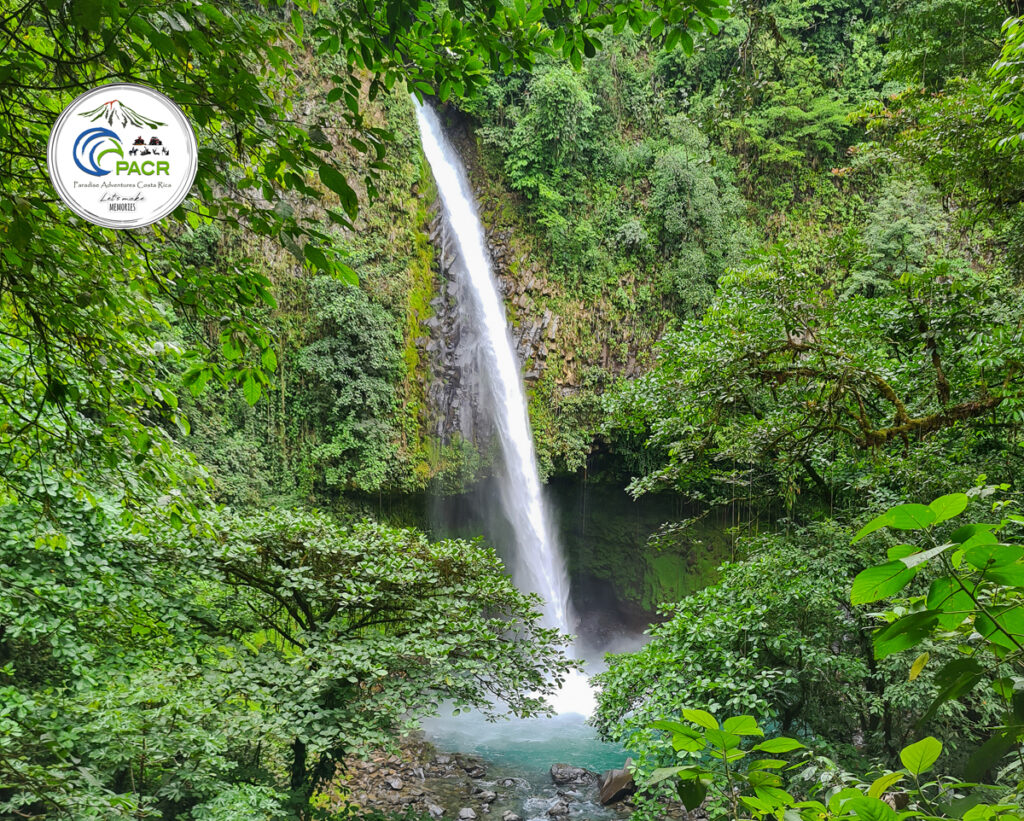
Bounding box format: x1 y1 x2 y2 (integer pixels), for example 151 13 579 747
992 16 1024 151
0 487 572 817
607 237 1024 506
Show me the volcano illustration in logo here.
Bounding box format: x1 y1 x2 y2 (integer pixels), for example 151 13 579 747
79 99 165 129
72 128 124 176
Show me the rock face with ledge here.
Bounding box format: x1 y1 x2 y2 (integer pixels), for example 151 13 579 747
598 760 636 805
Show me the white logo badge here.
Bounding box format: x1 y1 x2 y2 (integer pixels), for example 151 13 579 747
47 83 198 229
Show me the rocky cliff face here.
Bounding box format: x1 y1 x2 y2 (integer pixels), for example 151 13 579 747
419 203 562 450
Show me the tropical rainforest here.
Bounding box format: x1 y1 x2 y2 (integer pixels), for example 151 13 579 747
3 0 1024 819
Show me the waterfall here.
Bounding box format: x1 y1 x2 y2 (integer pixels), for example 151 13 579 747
413 100 594 716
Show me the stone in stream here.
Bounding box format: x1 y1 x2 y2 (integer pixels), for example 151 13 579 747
459 809 478 821
550 763 595 785
598 759 636 805
427 805 445 818
464 765 486 778
475 790 497 804
546 799 571 817
501 813 521 821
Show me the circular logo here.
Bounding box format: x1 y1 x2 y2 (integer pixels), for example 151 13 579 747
47 83 198 229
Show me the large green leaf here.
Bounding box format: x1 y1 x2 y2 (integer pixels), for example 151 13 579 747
900 736 942 775
722 715 763 736
753 737 805 753
975 604 1024 649
920 658 985 723
950 523 995 544
986 561 1024 587
705 728 741 750
867 771 905 798
854 510 896 543
682 708 718 730
650 719 695 735
889 504 939 530
746 769 783 788
854 504 936 542
887 544 918 560
926 578 973 630
676 779 707 810
753 786 793 808
851 560 918 605
964 542 1021 571
846 795 898 821
740 796 773 814
928 493 969 523
873 611 938 659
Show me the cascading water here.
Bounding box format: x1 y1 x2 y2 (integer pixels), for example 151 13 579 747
413 100 594 716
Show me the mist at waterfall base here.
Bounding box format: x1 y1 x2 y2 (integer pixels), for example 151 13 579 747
412 98 635 793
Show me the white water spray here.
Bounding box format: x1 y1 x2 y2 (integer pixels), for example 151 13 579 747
413 100 594 717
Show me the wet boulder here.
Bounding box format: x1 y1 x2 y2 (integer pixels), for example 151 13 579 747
549 763 594 785
457 755 487 779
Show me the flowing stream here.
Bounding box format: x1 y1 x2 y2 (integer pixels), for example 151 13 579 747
412 99 595 716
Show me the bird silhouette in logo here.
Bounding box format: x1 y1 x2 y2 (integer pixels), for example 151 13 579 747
73 127 124 176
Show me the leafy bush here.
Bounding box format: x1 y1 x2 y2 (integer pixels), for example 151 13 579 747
645 711 1022 820
504 64 601 198
592 520 999 772
850 489 1024 783
297 277 404 492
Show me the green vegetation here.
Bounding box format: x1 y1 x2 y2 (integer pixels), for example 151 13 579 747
618 493 1024 819
1 0 730 816
1 494 572 817
7 0 1024 818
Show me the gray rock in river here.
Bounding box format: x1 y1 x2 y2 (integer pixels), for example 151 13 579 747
546 799 570 817
427 805 445 818
476 790 497 804
550 763 595 785
459 809 477 821
598 759 636 805
501 813 521 821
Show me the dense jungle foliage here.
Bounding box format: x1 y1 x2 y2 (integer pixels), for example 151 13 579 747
4 0 1024 818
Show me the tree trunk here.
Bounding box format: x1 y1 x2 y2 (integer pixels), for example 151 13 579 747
290 737 311 818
